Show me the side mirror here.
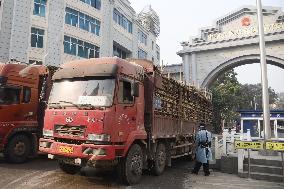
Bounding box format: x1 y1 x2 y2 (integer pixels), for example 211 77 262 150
131 82 139 97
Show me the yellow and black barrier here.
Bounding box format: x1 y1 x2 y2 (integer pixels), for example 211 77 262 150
235 140 284 151
235 141 264 150
265 141 284 151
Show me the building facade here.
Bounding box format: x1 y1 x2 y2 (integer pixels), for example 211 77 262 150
162 63 183 82
0 0 160 66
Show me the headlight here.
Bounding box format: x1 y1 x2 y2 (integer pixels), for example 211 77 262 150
88 134 110 142
43 129 54 137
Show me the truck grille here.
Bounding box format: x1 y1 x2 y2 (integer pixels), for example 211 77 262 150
55 125 85 138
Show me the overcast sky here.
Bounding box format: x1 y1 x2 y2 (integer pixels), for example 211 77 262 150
129 0 284 92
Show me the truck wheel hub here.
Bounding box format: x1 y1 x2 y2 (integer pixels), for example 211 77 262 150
158 151 166 166
131 154 142 175
14 142 26 156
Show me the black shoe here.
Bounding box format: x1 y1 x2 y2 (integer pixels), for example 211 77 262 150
191 170 198 175
204 173 210 176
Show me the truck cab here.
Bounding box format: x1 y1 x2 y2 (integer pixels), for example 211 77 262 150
40 58 146 181
0 63 49 163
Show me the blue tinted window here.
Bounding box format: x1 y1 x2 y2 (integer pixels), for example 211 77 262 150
113 9 132 34
33 0 46 17
128 22 132 33
90 19 100 36
80 0 101 10
64 35 100 58
65 7 100 36
65 7 78 26
138 30 147 45
138 49 147 59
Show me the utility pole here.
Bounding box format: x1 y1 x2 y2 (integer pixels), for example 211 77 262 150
256 0 271 140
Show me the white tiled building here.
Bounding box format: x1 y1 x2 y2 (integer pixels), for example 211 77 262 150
0 0 160 66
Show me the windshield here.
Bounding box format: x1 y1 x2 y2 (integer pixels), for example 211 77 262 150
0 86 21 105
49 77 116 107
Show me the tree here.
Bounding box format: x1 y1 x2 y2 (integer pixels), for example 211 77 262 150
210 70 279 133
237 84 278 110
210 70 241 133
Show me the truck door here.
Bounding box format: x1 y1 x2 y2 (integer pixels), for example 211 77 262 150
0 86 36 122
21 86 37 122
115 79 137 142
0 86 22 122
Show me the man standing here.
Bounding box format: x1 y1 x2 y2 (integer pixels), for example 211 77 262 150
192 123 212 176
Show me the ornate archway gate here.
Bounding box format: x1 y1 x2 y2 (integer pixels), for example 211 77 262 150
177 6 284 88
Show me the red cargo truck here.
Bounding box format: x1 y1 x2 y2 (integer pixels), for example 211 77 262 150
39 57 212 184
0 62 50 163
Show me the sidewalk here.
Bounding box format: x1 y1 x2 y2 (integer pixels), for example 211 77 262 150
186 171 284 189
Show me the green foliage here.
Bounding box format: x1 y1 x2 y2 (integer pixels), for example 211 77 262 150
210 69 278 133
238 84 278 109
210 70 241 132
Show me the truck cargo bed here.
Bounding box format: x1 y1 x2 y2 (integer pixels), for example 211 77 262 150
144 70 212 139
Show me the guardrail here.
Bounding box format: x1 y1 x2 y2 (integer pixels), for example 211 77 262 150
214 129 240 160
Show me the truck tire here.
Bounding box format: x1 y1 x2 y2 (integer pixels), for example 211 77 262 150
59 161 81 175
118 144 143 185
152 143 166 176
4 134 31 163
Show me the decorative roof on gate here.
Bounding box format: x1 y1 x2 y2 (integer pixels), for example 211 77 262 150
180 6 284 48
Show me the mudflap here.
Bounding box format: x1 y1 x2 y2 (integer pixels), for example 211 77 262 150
165 141 171 167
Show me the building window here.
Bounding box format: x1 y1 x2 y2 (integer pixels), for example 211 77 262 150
64 36 100 58
156 51 160 61
65 7 100 36
31 28 44 48
138 49 147 59
113 9 132 33
33 0 46 17
152 41 154 50
29 60 43 65
80 0 101 10
138 30 147 45
113 45 129 59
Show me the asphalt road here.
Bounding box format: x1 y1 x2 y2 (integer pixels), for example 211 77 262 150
0 155 283 189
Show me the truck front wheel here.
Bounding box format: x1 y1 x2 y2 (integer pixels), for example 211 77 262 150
4 134 31 163
119 144 143 185
59 161 81 175
152 143 166 175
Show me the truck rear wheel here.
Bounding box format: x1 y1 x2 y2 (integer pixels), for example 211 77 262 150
59 161 81 175
118 144 143 185
152 143 166 176
4 134 31 163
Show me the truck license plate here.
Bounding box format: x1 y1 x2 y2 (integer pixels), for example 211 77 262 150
59 146 74 154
